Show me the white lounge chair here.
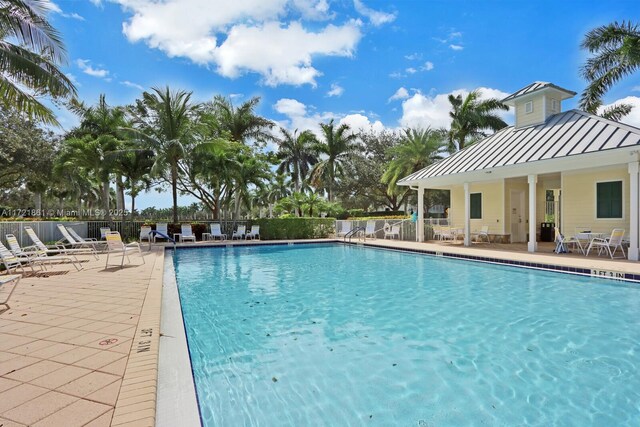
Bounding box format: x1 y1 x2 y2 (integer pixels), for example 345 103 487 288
0 241 34 273
432 225 442 241
105 231 145 268
336 221 352 237
472 226 490 243
66 227 106 251
154 223 169 242
586 228 626 258
246 225 260 240
384 224 400 239
140 226 152 242
6 234 82 271
553 227 583 254
232 225 246 240
57 225 100 256
0 274 20 314
440 226 454 241
180 224 196 242
364 221 376 238
207 223 227 241
25 226 99 260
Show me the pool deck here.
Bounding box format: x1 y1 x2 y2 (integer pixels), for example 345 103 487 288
0 237 638 426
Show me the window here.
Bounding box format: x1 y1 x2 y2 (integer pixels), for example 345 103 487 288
525 101 533 114
596 181 623 219
470 193 482 219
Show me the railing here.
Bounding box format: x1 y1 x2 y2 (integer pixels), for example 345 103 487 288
335 218 450 242
344 226 366 243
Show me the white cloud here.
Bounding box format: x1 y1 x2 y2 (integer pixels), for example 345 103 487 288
422 61 434 71
632 86 640 92
65 73 81 87
388 87 409 102
405 52 422 60
327 83 344 97
449 31 462 39
42 0 84 20
353 0 396 27
449 44 463 51
601 96 640 128
389 71 404 79
274 98 308 117
108 0 362 87
120 80 144 91
339 113 385 134
76 59 109 78
406 67 417 74
400 87 512 129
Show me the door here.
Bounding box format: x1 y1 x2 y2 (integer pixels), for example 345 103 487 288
510 190 526 242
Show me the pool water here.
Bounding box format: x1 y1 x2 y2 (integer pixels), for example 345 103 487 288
173 243 640 426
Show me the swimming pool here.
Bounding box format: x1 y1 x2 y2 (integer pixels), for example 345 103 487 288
173 243 640 426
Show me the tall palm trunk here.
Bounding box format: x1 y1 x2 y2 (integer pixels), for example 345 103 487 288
171 162 178 224
294 163 300 193
102 181 112 226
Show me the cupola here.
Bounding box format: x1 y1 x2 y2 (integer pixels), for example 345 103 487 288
501 82 576 129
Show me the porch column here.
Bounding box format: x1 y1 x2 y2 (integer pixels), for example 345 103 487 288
629 161 639 261
528 174 537 252
417 186 425 242
464 182 471 246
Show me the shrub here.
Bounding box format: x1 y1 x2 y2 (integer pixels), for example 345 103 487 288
252 218 335 239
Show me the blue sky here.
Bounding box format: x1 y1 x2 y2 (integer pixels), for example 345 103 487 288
45 0 640 208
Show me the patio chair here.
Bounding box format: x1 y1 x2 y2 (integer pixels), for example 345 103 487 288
364 221 376 239
66 227 107 251
6 234 82 271
180 224 196 242
24 226 97 260
384 224 400 239
0 241 33 273
440 226 454 241
100 227 111 239
140 226 152 242
586 228 626 259
208 223 227 241
553 227 583 254
232 225 246 240
105 231 145 268
472 226 490 243
0 274 21 314
246 225 260 240
432 225 442 241
153 223 169 242
57 225 100 256
336 221 352 237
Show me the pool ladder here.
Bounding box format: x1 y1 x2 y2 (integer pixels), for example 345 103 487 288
344 226 366 243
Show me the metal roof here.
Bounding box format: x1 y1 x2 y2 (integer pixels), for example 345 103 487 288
501 81 576 103
399 110 640 184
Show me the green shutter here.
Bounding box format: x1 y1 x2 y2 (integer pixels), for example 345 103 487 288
596 181 622 218
470 193 482 219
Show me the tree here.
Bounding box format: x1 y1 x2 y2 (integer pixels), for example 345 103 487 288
229 154 271 219
580 21 639 121
275 128 318 192
109 148 155 223
447 90 509 151
0 0 76 124
132 86 196 223
210 95 274 145
310 119 359 201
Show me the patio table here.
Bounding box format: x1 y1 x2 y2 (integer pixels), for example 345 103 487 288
576 232 605 255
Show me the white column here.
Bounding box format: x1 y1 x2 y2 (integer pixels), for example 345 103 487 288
628 161 639 261
464 182 471 246
417 186 425 242
528 174 538 252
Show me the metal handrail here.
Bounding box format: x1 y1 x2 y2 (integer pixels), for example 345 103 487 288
344 226 366 243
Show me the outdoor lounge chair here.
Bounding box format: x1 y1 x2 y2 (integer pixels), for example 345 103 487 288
100 227 111 239
472 226 490 243
432 225 442 241
246 225 260 240
154 223 169 242
66 227 106 251
232 225 246 240
0 274 21 314
24 226 99 260
6 234 82 271
180 224 196 242
586 228 626 259
105 231 145 268
384 224 400 239
439 226 454 241
207 223 227 241
336 221 352 237
553 227 583 254
57 225 100 256
364 220 376 238
140 226 152 242
0 241 33 273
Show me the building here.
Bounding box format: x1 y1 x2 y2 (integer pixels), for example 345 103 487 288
398 82 640 261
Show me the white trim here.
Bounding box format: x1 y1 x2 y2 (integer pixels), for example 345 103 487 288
464 183 471 246
417 186 425 242
594 179 624 220
628 161 639 261
528 174 538 252
525 101 533 114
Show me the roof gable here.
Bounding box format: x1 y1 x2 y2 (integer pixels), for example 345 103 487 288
501 81 576 104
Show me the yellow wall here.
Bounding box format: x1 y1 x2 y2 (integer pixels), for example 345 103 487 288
515 96 544 128
450 181 505 234
562 167 630 236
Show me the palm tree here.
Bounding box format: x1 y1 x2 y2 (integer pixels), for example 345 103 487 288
108 148 155 224
0 0 76 124
310 119 358 201
230 154 271 219
134 86 196 223
382 128 445 195
275 128 318 192
580 21 639 121
447 90 509 151
212 95 274 145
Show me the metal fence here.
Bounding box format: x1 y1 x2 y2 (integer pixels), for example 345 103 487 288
335 218 450 242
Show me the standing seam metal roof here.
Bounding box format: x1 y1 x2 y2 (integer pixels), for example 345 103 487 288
398 110 640 184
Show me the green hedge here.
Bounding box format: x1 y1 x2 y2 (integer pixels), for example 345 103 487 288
253 218 335 239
